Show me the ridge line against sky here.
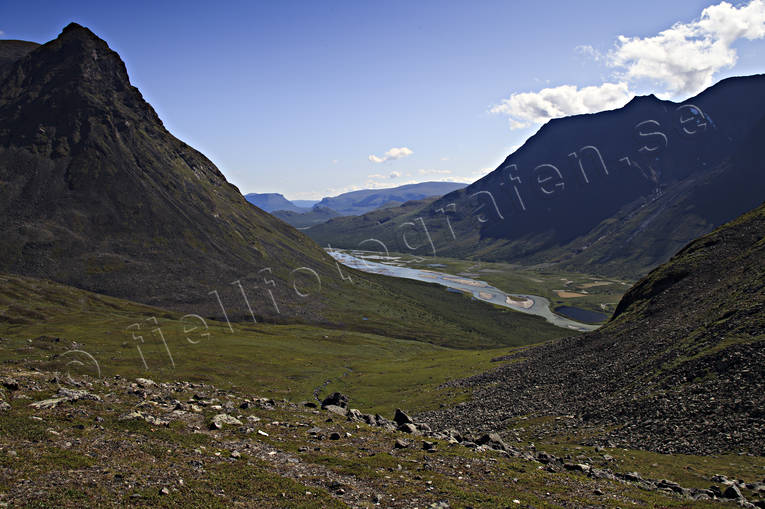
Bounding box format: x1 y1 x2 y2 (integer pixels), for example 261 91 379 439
1 0 765 200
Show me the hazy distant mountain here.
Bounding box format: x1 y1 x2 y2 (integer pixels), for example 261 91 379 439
244 192 307 213
314 181 466 216
308 75 765 279
273 205 341 229
291 199 319 208
270 181 466 228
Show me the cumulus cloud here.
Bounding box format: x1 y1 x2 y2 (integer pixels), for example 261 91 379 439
609 0 765 95
389 171 401 178
490 82 633 129
491 0 765 130
368 146 413 163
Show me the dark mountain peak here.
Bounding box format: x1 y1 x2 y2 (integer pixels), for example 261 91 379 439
60 22 101 41
625 93 659 106
1 22 133 101
44 23 130 87
0 23 163 155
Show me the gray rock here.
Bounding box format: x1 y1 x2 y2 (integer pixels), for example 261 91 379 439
416 422 432 433
393 408 413 426
209 413 242 430
394 438 409 449
445 428 463 442
476 432 508 451
564 463 591 474
324 404 348 417
30 397 68 410
398 423 418 434
135 377 156 387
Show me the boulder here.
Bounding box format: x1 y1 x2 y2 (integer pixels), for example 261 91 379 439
445 428 463 442
476 432 508 451
347 408 363 421
321 392 348 409
209 413 242 430
723 484 743 500
393 408 413 426
563 463 591 474
324 404 348 417
135 378 156 387
398 423 418 434
394 438 409 449
30 397 68 410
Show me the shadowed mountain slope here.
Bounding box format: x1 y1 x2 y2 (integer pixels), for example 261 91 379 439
308 76 765 279
0 24 566 347
420 191 765 454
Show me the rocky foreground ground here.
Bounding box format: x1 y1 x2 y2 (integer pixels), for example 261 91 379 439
0 366 764 508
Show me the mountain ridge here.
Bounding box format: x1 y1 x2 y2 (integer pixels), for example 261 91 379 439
307 74 765 279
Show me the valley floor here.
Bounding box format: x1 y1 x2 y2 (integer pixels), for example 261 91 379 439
331 250 630 325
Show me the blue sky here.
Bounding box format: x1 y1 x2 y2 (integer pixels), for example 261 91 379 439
2 1 765 199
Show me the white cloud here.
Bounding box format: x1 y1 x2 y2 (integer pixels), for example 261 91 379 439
367 173 386 179
419 169 452 175
491 1 765 130
440 156 449 161
609 0 765 95
389 171 401 179
575 44 602 61
368 146 413 163
332 159 339 164
490 82 633 129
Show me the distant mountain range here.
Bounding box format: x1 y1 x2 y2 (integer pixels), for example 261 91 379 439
244 192 307 213
272 206 341 229
291 199 319 208
311 181 466 216
308 74 765 279
246 181 466 228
